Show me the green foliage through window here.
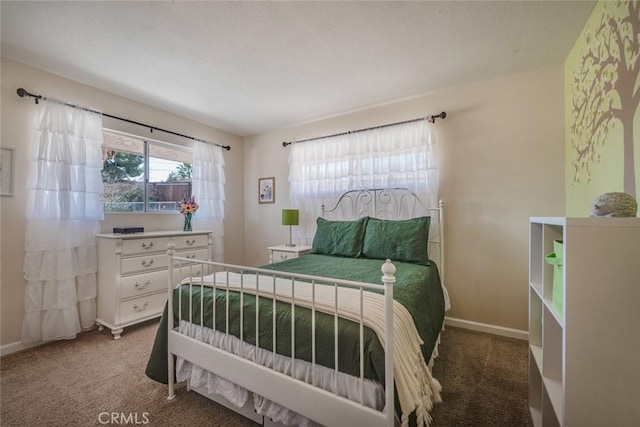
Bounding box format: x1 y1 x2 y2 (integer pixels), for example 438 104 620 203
102 151 144 183
101 131 192 212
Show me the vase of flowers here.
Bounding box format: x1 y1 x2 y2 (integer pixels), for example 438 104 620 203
178 197 199 232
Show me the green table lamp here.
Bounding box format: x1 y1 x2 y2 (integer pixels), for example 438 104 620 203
282 209 299 247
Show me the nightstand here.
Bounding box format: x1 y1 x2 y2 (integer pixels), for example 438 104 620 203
268 245 312 264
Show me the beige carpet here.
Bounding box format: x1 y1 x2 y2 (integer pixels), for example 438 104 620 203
430 327 533 427
1 320 532 427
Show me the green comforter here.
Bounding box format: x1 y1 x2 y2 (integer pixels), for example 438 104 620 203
145 254 444 390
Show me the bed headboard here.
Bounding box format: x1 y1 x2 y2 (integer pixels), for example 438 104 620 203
321 188 445 285
321 188 427 219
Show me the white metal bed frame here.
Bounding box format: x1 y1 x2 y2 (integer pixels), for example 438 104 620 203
320 188 444 287
165 188 444 427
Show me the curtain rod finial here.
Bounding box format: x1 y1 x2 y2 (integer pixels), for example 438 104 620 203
16 87 41 104
428 111 447 123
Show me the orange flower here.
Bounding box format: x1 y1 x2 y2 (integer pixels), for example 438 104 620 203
178 197 199 216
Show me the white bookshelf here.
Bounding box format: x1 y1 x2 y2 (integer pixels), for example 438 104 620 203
528 217 640 427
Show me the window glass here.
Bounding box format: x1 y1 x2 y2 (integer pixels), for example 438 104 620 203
101 131 192 213
148 142 192 211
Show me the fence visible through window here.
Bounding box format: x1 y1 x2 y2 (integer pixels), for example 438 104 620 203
101 130 192 213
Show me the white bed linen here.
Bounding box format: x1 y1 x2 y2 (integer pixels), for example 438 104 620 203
184 270 441 426
176 320 385 426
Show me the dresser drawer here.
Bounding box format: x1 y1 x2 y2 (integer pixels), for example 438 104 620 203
120 270 168 300
173 248 209 266
121 253 169 275
271 250 299 263
170 249 210 283
119 291 167 325
172 234 209 250
175 262 209 280
121 237 172 255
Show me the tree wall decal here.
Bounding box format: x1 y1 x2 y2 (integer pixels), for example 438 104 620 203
570 0 639 197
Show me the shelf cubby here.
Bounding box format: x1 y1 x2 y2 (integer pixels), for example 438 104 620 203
528 217 640 426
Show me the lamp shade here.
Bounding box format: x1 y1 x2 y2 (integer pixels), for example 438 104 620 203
282 209 299 226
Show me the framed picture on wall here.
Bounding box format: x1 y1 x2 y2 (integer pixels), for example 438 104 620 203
0 147 14 196
258 177 275 204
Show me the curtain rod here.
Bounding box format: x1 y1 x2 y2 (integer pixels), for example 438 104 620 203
281 112 446 147
16 88 231 151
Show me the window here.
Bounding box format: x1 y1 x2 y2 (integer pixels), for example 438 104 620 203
288 120 438 245
289 122 436 201
101 130 192 212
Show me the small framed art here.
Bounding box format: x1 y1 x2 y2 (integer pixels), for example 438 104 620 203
258 177 275 204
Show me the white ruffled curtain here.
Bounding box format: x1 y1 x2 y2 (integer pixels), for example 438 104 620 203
192 141 225 262
288 120 438 245
22 101 104 343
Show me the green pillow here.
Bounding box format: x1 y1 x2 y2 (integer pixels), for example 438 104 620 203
362 217 431 265
311 217 369 257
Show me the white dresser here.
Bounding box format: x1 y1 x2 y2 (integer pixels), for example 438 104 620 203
97 230 212 339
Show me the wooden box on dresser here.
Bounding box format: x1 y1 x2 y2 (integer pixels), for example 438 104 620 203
97 231 212 339
528 217 640 427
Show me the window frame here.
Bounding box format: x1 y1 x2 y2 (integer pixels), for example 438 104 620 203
101 129 193 214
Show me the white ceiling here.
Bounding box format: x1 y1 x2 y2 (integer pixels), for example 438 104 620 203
1 1 595 137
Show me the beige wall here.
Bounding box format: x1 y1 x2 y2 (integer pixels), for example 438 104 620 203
0 59 566 345
0 58 244 346
243 65 565 331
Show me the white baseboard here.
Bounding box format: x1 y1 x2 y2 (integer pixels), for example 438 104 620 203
444 316 529 341
0 340 42 357
2 318 527 356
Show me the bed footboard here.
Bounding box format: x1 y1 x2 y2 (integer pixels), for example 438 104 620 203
165 242 397 427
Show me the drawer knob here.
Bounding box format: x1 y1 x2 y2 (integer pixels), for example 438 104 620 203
141 259 154 267
134 280 151 290
280 254 287 260
133 301 149 312
186 239 196 245
141 242 154 249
